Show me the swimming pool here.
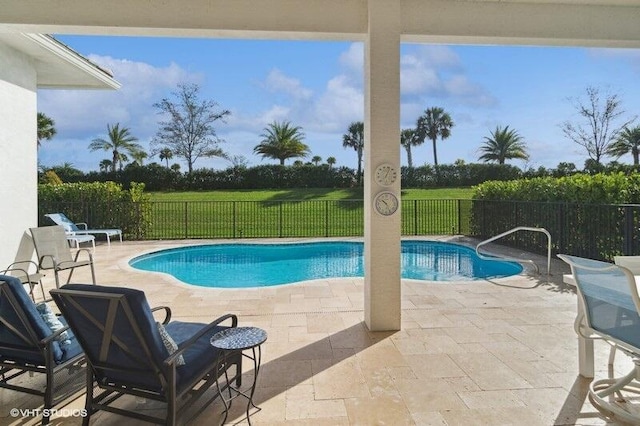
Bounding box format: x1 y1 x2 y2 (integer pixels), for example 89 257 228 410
128 241 523 288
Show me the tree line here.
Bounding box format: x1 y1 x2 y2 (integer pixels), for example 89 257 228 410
37 84 639 182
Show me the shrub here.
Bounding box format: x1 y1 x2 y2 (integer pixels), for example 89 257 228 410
41 170 63 185
38 181 151 239
471 173 640 260
472 172 640 204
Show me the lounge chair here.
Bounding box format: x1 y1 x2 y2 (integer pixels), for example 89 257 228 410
45 212 122 246
30 226 96 288
1 260 46 302
66 233 96 251
0 275 85 424
558 254 640 424
614 255 640 274
50 284 242 425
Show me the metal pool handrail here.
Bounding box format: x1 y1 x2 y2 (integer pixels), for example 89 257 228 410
476 226 552 275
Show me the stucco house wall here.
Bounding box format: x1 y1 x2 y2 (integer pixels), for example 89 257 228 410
0 42 38 267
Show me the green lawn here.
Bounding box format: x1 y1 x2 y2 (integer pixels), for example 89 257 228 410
149 187 474 201
144 188 473 239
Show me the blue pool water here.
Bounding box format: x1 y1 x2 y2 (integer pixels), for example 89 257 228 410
129 241 523 288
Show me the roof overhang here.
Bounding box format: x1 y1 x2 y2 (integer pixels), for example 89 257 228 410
0 0 640 49
0 32 120 89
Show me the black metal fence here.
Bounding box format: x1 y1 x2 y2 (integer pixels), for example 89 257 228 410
39 198 640 260
39 199 472 240
469 200 640 260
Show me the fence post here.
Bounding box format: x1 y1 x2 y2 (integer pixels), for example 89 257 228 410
184 202 188 239
413 200 418 235
624 205 634 255
325 201 329 237
279 201 283 238
457 199 461 235
558 203 565 254
233 201 237 239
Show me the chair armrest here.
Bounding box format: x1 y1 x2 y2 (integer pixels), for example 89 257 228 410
151 306 172 324
38 254 59 269
5 260 39 272
76 222 88 230
72 248 94 263
2 266 29 278
163 313 238 366
39 323 72 346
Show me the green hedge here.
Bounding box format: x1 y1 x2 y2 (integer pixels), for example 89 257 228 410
38 182 151 239
49 162 527 191
473 172 640 203
471 173 640 260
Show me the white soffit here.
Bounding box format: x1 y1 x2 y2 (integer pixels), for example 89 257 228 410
0 0 639 48
0 33 120 89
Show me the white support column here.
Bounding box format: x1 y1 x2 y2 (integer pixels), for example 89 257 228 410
364 0 401 331
0 44 38 268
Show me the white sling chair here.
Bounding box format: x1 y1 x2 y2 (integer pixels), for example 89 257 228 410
559 254 640 424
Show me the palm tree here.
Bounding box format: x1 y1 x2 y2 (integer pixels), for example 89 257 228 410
400 128 420 168
253 121 309 165
326 156 337 167
415 107 454 167
342 121 364 184
159 148 173 168
99 159 112 173
131 150 148 166
607 125 640 166
478 125 529 164
37 112 56 147
88 123 143 173
311 155 322 166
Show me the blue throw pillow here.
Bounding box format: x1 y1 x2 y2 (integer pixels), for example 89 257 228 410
35 303 71 345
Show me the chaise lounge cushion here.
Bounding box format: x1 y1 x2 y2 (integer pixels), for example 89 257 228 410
164 321 229 391
58 284 232 393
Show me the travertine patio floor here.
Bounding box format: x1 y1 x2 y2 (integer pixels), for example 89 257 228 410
0 237 629 425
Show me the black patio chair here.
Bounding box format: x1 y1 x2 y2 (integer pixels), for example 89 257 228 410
50 283 242 425
0 274 85 424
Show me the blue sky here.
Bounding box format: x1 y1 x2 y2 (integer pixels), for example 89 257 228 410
38 36 640 173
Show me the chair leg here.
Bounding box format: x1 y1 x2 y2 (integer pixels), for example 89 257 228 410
82 369 94 426
167 390 177 426
43 364 54 425
608 345 617 366
589 361 640 424
65 268 75 285
89 263 96 285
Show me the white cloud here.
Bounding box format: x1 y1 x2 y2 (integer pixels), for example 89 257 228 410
256 105 292 126
264 68 313 100
444 75 497 107
416 45 461 68
38 55 199 140
311 75 364 133
38 55 202 170
339 43 363 74
401 64 441 95
400 46 496 107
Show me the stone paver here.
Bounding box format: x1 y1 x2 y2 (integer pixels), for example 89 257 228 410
0 237 631 425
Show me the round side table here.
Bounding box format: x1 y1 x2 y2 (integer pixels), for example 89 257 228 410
210 326 267 425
